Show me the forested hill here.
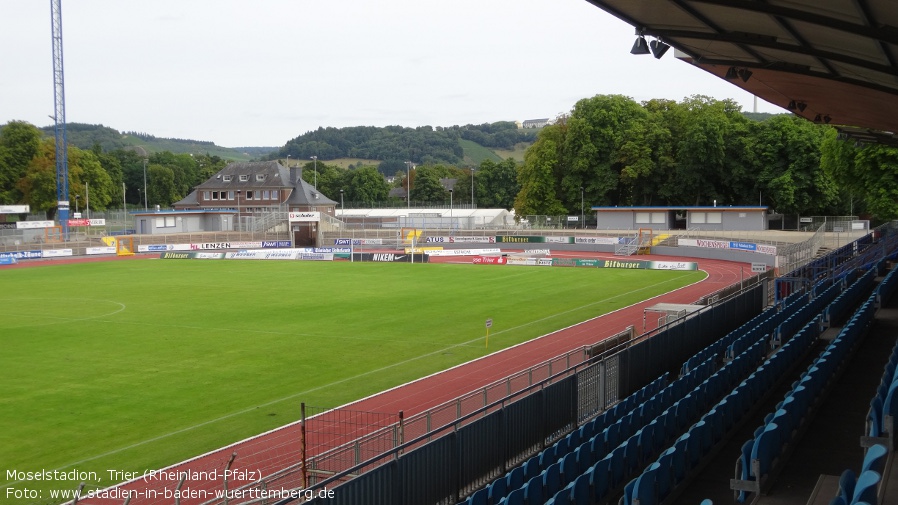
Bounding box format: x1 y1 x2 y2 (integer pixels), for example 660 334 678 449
38 123 272 160
271 122 539 166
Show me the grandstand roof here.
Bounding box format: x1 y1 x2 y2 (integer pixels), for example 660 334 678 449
585 0 898 147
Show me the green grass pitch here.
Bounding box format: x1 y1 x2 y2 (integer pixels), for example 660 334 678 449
0 259 704 499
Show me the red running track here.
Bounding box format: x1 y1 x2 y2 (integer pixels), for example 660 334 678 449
28 252 749 505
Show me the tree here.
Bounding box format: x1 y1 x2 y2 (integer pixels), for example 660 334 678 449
477 158 519 209
147 165 178 207
301 162 345 201
852 144 898 219
409 166 449 203
0 121 43 203
746 115 836 214
565 95 648 208
345 166 390 204
17 139 58 216
16 140 116 217
515 128 567 216
70 148 115 212
820 128 863 215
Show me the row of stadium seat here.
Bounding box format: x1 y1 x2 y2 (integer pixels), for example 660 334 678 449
609 278 846 505
867 265 898 439
462 373 671 505
623 272 878 505
732 270 880 503
828 261 898 505
831 444 888 505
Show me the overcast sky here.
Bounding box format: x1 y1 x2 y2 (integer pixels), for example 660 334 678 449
1 0 784 148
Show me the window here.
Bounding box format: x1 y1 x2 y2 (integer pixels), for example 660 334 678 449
212 191 219 200
691 212 706 224
203 191 210 201
652 212 665 223
707 212 722 224
155 216 176 228
263 190 270 200
256 174 265 181
227 191 233 200
223 175 232 182
245 190 254 200
239 175 249 182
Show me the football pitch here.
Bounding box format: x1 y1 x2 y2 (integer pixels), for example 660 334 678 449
0 259 704 498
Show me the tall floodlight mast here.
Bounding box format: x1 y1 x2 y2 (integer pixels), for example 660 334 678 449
51 0 70 239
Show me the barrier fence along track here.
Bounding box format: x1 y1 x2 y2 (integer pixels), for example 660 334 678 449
208 345 596 505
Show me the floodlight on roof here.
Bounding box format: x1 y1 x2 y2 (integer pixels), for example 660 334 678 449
797 102 807 112
725 66 739 79
787 100 797 110
649 39 670 59
824 114 832 124
631 36 650 55
737 68 753 82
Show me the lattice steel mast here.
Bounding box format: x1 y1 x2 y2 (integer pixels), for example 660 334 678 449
51 0 70 238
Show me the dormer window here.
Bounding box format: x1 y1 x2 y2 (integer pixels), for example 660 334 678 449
239 175 249 182
256 174 265 181
223 175 232 182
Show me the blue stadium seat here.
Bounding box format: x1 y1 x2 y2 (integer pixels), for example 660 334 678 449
506 466 525 493
606 421 621 449
837 469 855 505
465 488 488 505
523 455 541 481
487 477 507 505
684 428 703 469
571 473 592 505
850 470 880 504
673 434 691 479
735 440 754 503
655 447 674 501
502 487 525 505
542 464 562 499
539 446 557 470
750 423 781 479
575 442 593 473
523 475 543 505
560 452 578 485
590 456 611 501
861 443 888 476
632 461 660 505
610 445 626 488
548 485 571 505
568 429 582 451
621 478 637 505
651 418 666 453
590 432 607 461
638 423 655 461
869 397 884 437
624 433 642 476
555 437 570 459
